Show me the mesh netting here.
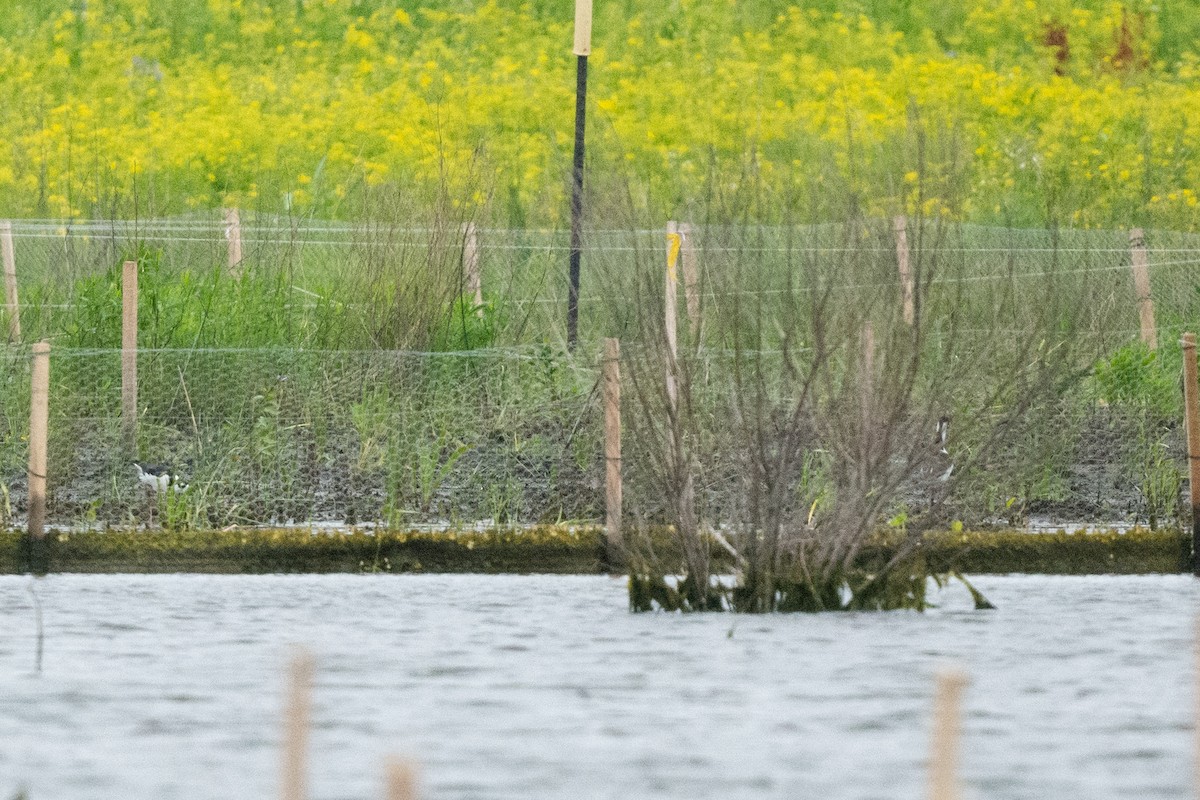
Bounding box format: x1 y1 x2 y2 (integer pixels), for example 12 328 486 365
0 214 1196 531
0 347 603 528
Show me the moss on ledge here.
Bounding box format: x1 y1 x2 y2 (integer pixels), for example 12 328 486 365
0 526 608 575
0 525 1191 575
913 527 1192 575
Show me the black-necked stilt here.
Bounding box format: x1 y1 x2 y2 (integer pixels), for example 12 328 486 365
935 416 954 482
133 462 187 493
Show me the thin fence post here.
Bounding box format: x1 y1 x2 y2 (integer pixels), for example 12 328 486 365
860 322 875 486
927 668 968 800
603 337 622 569
463 221 483 317
1182 333 1200 575
122 259 138 452
28 341 49 540
894 215 915 326
2 221 20 342
665 222 681 412
225 207 243 270
679 222 700 336
281 648 315 800
1130 228 1157 350
383 757 419 800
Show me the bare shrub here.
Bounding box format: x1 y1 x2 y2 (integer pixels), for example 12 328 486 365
611 213 1111 612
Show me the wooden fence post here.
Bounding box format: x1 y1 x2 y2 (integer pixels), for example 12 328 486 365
1 221 19 342
122 259 138 451
678 222 700 336
1182 333 1200 575
603 337 622 568
860 322 875 485
28 341 49 540
384 757 419 800
281 648 315 800
225 207 243 269
665 222 681 412
1130 228 1157 350
463 222 483 317
894 215 915 326
928 668 968 800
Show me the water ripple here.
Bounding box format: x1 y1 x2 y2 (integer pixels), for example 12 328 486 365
0 573 1196 800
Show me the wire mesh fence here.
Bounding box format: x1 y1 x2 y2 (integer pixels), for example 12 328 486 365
0 346 605 529
8 215 1200 343
0 213 1196 531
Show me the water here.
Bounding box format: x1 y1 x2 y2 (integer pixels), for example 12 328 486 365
0 574 1196 800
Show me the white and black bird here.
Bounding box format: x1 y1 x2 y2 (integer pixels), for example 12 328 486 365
934 416 954 482
133 461 187 493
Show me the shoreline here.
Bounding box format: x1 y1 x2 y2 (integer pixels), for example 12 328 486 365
1 526 1189 576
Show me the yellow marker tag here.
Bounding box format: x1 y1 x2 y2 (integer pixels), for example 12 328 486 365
666 233 682 281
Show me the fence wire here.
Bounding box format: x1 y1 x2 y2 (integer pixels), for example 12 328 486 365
0 215 1196 531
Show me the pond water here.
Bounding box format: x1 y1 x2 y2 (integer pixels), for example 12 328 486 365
0 574 1196 800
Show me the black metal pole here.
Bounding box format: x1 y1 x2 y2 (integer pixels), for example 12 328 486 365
567 53 588 351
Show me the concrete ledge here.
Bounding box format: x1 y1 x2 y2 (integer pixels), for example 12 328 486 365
0 527 609 575
0 526 1189 575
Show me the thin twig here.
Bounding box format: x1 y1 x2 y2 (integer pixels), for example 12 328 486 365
177 366 202 454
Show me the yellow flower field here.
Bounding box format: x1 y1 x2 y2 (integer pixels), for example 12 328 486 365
0 0 1198 228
